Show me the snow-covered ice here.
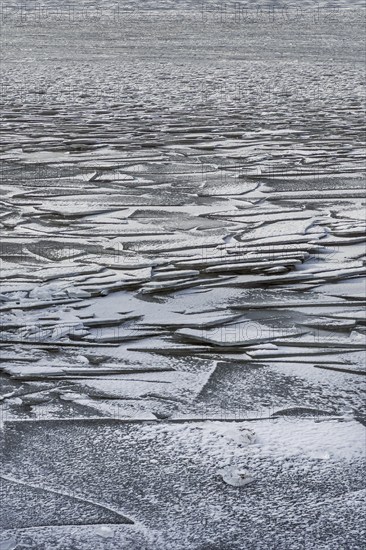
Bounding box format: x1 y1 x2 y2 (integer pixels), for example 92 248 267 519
0 0 365 548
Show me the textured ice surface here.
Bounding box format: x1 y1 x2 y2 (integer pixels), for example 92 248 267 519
0 1 365 548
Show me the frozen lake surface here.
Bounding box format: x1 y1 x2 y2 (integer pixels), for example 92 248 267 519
0 1 365 548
